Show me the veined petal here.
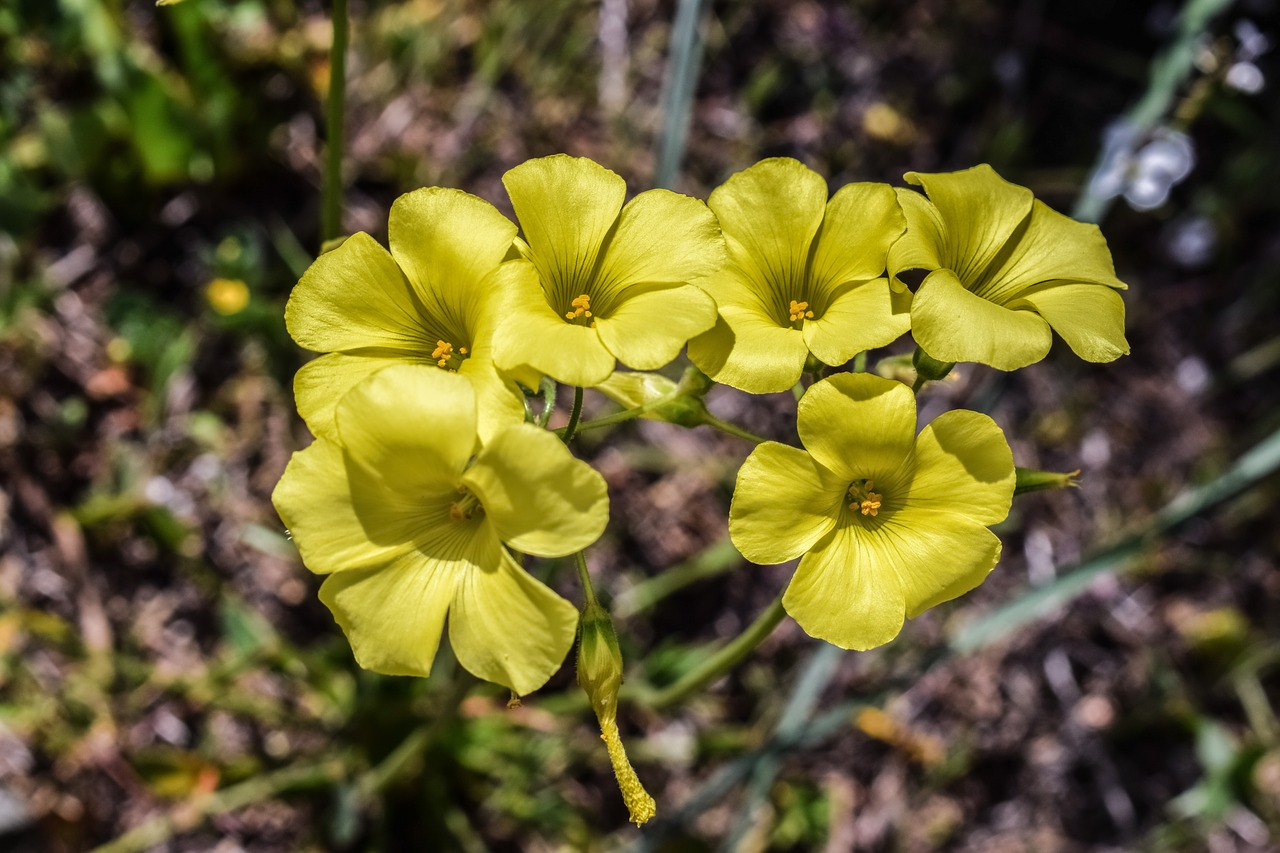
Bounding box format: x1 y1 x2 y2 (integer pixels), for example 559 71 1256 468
448 548 579 695
729 443 846 565
294 351 399 439
975 200 1127 303
797 373 917 483
905 165 1034 284
388 188 517 337
880 509 1004 619
594 284 718 370
273 437 424 574
809 182 904 290
802 278 911 366
911 268 1052 370
907 410 1015 526
490 261 616 387
461 423 609 557
503 155 625 309
708 158 828 318
335 365 476 494
1010 283 1130 363
318 547 464 677
687 307 809 394
457 353 529 441
286 232 429 353
783 523 906 650
593 189 725 301
887 188 946 287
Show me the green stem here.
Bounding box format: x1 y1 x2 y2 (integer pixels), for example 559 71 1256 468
558 399 662 435
322 0 349 244
574 551 599 608
911 374 926 393
704 415 767 444
560 386 584 443
633 593 787 711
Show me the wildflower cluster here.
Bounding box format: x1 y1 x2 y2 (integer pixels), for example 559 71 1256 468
273 155 1128 823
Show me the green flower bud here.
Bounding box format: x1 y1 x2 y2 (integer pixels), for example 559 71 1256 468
1014 467 1081 496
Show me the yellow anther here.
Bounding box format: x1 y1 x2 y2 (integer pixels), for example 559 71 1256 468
431 340 469 371
848 479 883 517
788 300 815 322
566 293 594 323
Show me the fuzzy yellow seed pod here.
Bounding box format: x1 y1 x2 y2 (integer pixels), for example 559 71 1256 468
577 602 656 826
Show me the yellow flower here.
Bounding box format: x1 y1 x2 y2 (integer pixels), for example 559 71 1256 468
286 188 528 443
272 366 609 694
889 164 1129 370
687 158 909 394
729 373 1015 650
492 155 725 387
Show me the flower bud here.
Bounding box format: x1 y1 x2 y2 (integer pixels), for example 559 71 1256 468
1014 467 1081 495
912 347 956 383
576 602 656 826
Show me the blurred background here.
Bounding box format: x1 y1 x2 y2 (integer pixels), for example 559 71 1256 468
2 0 1279 849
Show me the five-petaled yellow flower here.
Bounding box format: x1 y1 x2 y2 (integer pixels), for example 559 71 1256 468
688 158 909 393
729 373 1015 650
272 366 609 695
286 188 528 443
889 164 1129 371
493 154 726 387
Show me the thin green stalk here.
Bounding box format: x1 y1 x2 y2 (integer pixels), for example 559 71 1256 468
557 398 664 436
561 386 584 443
704 415 767 445
632 593 787 711
322 0 349 244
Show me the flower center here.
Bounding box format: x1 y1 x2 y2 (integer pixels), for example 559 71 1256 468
432 339 469 371
565 293 597 328
847 479 882 517
788 299 815 329
449 486 484 521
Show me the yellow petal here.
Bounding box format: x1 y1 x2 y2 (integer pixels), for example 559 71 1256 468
1010 283 1130 363
729 442 845 565
881 510 1004 619
708 158 828 319
593 188 725 302
335 365 476 494
490 261 617 387
461 423 609 558
802 278 911 366
974 200 1127 303
906 410 1015 526
796 373 916 483
910 268 1052 370
887 187 946 286
783 523 906 651
687 307 809 394
503 155 625 310
317 546 467 677
448 548 579 695
294 351 396 439
286 232 430 353
904 165 1034 284
809 182 904 290
273 437 424 575
388 188 517 334
593 284 718 370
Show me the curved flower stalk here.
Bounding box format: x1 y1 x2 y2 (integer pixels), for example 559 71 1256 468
286 187 527 443
272 366 609 695
492 154 725 387
729 373 1015 650
687 158 909 394
889 164 1130 371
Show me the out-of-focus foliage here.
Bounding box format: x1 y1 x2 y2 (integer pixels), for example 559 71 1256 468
1 0 1279 850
